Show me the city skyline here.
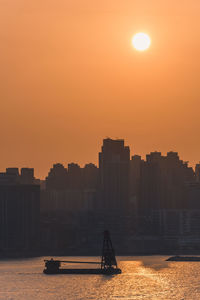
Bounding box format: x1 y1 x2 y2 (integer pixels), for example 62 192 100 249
1 1 200 298
1 1 200 178
1 137 200 257
0 138 199 179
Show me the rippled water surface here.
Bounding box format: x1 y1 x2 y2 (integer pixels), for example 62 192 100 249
0 256 199 299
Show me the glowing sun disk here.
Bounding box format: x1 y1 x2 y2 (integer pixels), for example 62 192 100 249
132 33 151 51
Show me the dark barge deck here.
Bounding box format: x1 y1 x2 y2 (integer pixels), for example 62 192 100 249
43 268 121 275
166 255 200 262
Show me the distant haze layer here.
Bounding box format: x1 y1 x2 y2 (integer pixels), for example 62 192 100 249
0 0 200 178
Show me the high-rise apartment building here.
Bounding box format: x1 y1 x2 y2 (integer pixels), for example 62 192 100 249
139 151 195 214
99 138 130 212
20 168 34 184
0 171 40 253
46 163 68 190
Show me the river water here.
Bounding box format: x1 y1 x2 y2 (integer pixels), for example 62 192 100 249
0 256 199 299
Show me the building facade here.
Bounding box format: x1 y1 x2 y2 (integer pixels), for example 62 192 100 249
99 138 130 212
0 184 40 253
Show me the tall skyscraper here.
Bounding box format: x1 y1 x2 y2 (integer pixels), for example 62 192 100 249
99 138 130 212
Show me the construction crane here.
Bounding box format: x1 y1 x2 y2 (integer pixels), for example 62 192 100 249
101 230 118 270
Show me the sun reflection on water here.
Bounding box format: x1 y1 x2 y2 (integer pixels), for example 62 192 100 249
0 256 200 299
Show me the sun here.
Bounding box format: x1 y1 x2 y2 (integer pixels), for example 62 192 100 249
132 32 151 51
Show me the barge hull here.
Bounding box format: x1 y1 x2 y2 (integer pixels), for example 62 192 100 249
43 268 121 275
166 256 200 262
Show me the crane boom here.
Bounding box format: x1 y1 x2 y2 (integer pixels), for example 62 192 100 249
44 260 100 264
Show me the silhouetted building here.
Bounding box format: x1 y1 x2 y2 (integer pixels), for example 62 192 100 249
0 172 18 185
83 163 99 189
130 155 144 213
42 162 99 214
99 138 130 212
139 151 195 215
195 163 200 182
0 183 40 254
41 189 83 214
68 163 82 189
185 182 200 209
46 163 68 190
0 168 37 186
20 168 34 184
6 168 19 176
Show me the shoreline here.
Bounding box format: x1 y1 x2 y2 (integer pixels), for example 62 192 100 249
2 251 200 259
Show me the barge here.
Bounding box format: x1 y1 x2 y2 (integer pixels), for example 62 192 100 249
43 231 122 275
166 255 200 262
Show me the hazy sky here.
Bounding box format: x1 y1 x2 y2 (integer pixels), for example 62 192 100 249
1 0 200 178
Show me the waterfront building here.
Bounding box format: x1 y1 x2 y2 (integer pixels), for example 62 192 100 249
0 181 40 254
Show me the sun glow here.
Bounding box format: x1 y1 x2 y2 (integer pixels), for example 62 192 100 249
132 33 151 51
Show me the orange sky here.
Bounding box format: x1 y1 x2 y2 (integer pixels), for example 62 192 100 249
0 0 200 178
